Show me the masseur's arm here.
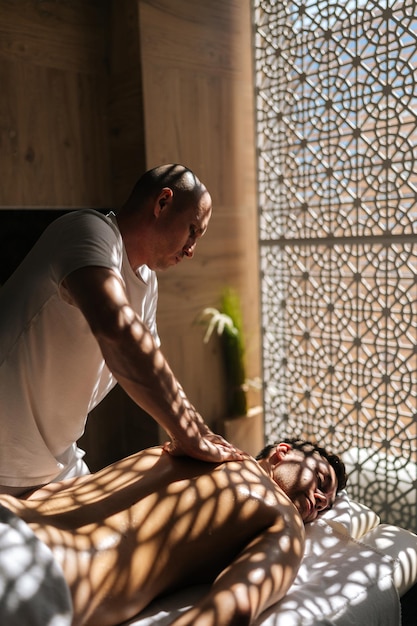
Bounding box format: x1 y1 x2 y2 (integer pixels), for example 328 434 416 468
169 517 305 626
63 266 242 463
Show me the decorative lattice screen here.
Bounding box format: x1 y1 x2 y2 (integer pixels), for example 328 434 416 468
253 0 417 531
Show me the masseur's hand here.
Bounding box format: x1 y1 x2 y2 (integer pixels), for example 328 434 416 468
164 425 244 463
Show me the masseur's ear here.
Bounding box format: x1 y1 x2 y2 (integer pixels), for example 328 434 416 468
154 187 173 217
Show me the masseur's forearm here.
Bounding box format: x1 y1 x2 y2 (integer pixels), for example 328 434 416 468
97 313 207 442
63 267 240 462
99 317 244 461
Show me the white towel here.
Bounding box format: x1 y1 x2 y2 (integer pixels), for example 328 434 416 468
0 504 73 626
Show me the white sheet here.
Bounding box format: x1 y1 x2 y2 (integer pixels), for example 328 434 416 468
360 524 417 597
123 516 401 626
257 519 400 626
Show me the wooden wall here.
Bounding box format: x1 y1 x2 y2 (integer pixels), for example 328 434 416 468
0 0 261 469
139 0 260 431
0 0 112 207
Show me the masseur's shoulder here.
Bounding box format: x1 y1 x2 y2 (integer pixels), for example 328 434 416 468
46 209 118 245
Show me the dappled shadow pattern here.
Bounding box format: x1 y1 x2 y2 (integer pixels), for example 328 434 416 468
1 448 304 626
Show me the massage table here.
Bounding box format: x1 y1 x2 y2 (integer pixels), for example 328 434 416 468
1 477 416 625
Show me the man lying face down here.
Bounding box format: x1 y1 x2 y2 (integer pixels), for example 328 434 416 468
0 438 347 626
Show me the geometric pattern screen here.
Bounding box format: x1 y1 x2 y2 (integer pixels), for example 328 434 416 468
253 0 417 531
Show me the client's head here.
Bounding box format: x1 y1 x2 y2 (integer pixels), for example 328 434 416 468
256 438 347 524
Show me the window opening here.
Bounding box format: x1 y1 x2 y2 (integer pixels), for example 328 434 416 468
253 0 417 531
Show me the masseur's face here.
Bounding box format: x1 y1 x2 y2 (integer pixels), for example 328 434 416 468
150 188 212 271
260 443 338 523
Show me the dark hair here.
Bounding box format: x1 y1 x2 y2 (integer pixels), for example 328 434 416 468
256 437 348 492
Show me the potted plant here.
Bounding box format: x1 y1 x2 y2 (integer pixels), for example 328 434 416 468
197 288 263 455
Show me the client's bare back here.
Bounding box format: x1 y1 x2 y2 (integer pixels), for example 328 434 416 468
0 448 303 626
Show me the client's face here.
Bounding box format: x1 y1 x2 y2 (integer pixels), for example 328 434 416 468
272 447 338 523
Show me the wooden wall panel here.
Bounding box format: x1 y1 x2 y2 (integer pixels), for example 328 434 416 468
0 0 111 207
139 0 261 428
0 1 109 74
107 0 147 206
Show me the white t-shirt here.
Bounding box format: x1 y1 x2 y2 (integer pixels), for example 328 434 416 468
0 210 160 487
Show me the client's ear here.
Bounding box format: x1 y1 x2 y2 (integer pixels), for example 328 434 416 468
275 442 292 461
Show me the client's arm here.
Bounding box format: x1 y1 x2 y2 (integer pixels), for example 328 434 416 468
169 516 305 626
